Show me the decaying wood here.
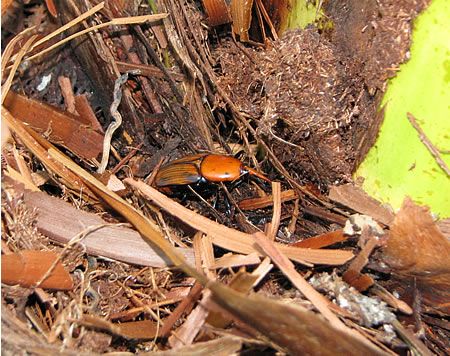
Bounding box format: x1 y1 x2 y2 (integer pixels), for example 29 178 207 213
22 189 195 267
2 250 73 290
2 107 95 198
4 91 104 161
55 1 144 142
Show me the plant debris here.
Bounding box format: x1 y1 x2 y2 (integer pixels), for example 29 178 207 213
2 0 448 354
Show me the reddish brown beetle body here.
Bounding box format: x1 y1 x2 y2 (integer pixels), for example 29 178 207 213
154 153 270 188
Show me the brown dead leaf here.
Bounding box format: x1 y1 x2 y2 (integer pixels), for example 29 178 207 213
384 198 450 274
383 198 450 314
329 184 395 226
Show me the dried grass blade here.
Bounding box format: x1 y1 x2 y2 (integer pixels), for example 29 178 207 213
47 148 187 268
266 181 281 240
5 167 39 192
1 35 38 104
27 2 105 54
25 14 168 63
1 26 35 73
212 252 260 269
125 179 354 266
253 232 343 328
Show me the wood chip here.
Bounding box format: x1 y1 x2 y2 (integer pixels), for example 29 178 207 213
4 91 104 161
74 94 104 133
58 76 76 114
3 108 94 197
238 189 297 210
168 293 209 348
211 252 261 269
2 250 73 290
77 315 158 340
291 229 347 248
343 228 379 291
159 283 203 338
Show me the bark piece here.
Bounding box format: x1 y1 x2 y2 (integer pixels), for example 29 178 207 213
2 250 73 290
4 92 103 160
291 229 347 249
22 190 194 267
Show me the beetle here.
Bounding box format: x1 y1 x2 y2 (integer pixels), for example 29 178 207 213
154 153 271 188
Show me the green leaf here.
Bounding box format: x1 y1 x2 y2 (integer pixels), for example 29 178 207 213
355 0 450 218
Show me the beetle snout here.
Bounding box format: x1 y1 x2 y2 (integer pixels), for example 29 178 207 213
244 165 272 183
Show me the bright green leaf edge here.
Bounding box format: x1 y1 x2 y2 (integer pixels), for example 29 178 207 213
354 0 450 218
286 0 330 32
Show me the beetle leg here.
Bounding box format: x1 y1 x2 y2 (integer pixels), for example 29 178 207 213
228 175 245 191
219 183 235 217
